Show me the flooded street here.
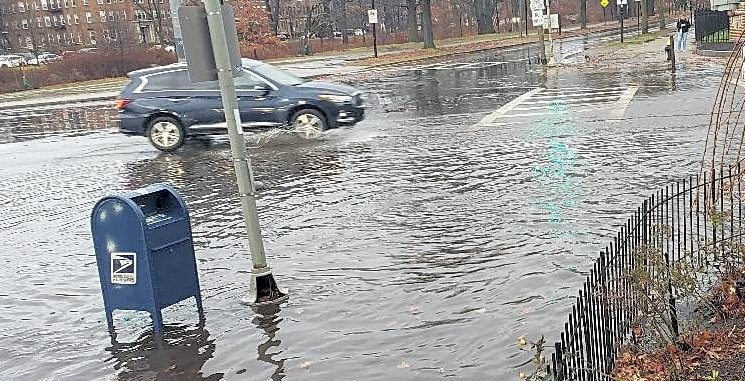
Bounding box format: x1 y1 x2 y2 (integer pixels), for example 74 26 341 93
0 43 720 380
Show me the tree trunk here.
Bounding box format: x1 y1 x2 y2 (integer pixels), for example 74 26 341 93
421 0 436 48
474 0 486 34
641 0 649 33
656 0 666 29
272 0 281 34
406 0 419 42
341 0 349 43
484 0 496 33
580 0 587 28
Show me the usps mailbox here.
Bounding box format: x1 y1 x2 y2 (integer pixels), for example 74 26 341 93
91 183 204 335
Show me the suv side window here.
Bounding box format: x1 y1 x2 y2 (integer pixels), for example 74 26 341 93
142 69 219 92
140 69 267 92
234 72 265 89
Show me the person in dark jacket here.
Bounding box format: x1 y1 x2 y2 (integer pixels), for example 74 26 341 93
676 15 692 52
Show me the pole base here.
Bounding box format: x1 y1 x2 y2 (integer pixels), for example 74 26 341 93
241 267 289 306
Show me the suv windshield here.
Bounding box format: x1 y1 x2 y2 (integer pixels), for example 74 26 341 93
250 63 306 86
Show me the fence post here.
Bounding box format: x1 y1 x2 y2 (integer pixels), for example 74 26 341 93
669 34 676 74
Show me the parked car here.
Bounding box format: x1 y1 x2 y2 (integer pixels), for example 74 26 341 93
27 53 61 65
0 55 25 68
115 58 365 151
277 33 290 41
333 30 343 38
18 52 35 64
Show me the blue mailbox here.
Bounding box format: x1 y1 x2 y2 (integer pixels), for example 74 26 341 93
91 183 204 335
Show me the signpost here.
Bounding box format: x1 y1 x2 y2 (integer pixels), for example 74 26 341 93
178 2 287 306
368 7 378 57
601 0 608 25
530 0 546 64
619 0 627 43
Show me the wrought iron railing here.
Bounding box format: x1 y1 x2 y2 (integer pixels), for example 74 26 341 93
547 164 744 380
695 8 730 43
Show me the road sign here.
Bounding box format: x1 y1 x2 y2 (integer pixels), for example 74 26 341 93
618 0 627 5
531 9 544 26
600 0 609 7
368 9 378 24
530 0 544 11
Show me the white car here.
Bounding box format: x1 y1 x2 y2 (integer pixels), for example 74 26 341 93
0 55 25 68
27 53 61 65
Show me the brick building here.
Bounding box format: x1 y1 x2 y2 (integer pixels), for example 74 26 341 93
0 0 172 53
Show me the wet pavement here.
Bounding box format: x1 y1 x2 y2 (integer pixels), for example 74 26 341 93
0 39 720 380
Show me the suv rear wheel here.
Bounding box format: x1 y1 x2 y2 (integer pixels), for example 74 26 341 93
147 116 185 152
290 109 327 139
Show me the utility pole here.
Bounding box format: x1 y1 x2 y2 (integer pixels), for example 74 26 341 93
538 18 547 64
620 3 625 42
546 0 556 66
169 0 185 61
198 0 287 306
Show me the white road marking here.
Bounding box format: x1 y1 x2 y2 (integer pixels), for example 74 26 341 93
520 94 622 104
529 89 625 99
609 86 639 118
468 87 543 131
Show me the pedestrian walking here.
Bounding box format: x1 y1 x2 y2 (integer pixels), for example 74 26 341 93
676 15 692 52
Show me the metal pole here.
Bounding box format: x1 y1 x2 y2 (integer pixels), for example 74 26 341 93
621 5 624 42
524 0 529 36
372 0 378 57
201 0 286 305
169 0 185 61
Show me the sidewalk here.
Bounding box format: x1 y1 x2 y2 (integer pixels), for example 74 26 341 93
0 19 647 110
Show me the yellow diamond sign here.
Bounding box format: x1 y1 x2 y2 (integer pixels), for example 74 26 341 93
600 0 609 7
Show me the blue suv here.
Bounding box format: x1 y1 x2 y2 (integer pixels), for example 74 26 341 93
115 59 365 151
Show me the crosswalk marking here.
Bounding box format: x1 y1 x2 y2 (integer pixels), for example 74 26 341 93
469 88 544 131
467 85 640 131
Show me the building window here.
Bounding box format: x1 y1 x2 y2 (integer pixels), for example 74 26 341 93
99 10 105 22
89 30 95 44
44 15 50 26
85 11 91 23
18 1 26 12
21 19 28 29
71 0 75 6
36 16 41 27
82 0 88 4
41 0 47 10
107 10 113 20
63 0 68 7
121 10 125 20
66 14 70 23
73 13 78 23
96 0 102 4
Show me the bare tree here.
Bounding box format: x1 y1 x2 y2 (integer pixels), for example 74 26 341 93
421 0 434 47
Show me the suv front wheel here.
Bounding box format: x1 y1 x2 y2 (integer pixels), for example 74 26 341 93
147 116 185 152
291 109 327 139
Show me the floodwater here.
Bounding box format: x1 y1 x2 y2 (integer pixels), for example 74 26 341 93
0 44 722 380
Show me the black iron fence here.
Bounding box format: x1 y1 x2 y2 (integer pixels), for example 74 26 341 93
546 165 744 380
695 9 730 43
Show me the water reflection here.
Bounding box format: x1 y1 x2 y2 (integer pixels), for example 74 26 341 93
0 103 115 144
106 325 223 381
251 304 287 381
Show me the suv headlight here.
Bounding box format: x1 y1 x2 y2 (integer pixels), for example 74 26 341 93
319 94 353 103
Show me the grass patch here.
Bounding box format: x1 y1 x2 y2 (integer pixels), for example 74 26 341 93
602 30 666 48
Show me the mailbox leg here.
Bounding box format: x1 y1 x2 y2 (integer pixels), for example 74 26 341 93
105 309 115 334
195 295 205 323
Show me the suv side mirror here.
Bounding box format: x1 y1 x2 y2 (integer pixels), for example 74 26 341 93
253 84 271 95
